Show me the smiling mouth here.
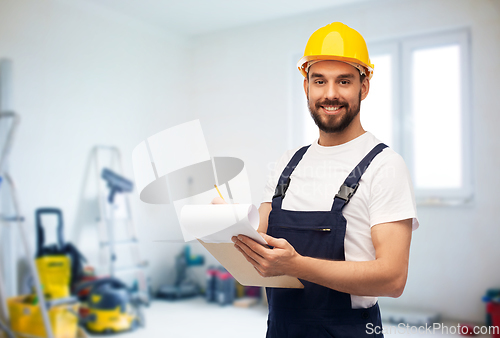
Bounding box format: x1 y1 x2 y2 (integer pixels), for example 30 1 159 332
321 105 343 114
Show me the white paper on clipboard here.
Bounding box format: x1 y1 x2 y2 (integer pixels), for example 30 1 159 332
180 204 304 289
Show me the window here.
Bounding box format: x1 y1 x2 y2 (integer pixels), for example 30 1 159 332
291 29 473 205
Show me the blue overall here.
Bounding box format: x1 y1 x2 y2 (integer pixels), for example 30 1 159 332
266 143 387 338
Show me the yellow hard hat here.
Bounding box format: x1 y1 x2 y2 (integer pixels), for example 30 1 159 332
297 22 374 79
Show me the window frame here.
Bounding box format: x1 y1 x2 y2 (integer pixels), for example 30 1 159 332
362 42 400 151
399 28 473 205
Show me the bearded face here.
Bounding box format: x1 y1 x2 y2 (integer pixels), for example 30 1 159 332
307 90 362 134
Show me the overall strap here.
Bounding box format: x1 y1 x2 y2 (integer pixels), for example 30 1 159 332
332 143 388 212
271 145 310 210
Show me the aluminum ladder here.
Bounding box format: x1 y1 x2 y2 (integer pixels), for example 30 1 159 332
92 145 149 303
0 112 54 338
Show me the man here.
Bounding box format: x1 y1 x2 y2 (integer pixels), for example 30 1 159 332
231 22 418 337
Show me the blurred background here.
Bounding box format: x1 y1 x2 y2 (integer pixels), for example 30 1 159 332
0 0 499 337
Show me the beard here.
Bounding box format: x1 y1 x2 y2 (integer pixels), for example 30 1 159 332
308 90 361 134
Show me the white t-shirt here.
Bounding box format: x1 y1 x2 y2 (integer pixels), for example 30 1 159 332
262 131 419 309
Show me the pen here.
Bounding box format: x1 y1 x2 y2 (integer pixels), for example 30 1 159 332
214 184 225 201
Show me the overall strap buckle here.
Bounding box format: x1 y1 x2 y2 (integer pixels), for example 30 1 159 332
335 183 359 205
273 177 291 199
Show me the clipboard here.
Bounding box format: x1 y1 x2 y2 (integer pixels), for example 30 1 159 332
198 240 304 289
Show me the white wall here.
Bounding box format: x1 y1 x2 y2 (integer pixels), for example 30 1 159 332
189 0 500 322
0 0 193 292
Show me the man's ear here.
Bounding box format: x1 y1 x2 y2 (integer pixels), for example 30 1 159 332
303 77 309 99
361 77 370 101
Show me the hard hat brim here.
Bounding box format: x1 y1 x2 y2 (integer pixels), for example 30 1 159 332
298 55 374 79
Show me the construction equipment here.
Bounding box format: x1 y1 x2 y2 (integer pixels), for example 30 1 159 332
156 246 204 300
92 146 149 303
101 168 133 204
75 277 144 334
35 208 86 299
7 295 79 338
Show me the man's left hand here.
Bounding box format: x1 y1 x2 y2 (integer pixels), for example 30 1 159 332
232 233 300 277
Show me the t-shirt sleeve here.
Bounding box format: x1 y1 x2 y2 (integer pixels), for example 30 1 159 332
368 152 419 231
261 150 295 203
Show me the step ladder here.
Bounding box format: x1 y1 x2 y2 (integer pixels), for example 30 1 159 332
0 112 54 338
92 145 149 303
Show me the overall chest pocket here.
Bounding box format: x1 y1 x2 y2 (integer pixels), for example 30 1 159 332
269 224 342 260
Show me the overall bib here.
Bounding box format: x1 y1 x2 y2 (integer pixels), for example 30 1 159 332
266 143 387 338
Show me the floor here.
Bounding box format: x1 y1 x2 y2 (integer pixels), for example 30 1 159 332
87 297 494 338
89 297 269 338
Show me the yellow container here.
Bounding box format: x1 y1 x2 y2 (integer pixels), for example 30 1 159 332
86 306 135 333
7 296 79 338
36 256 71 299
